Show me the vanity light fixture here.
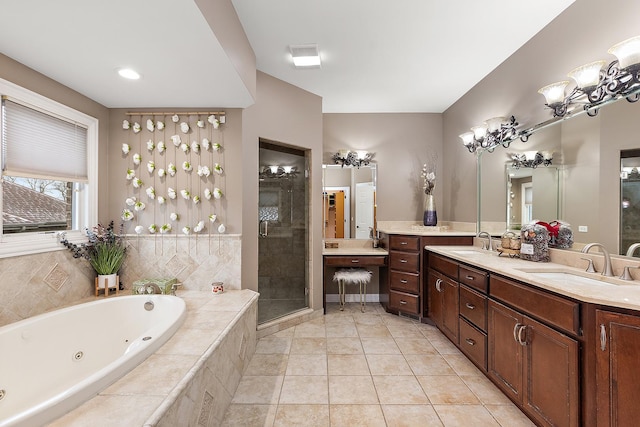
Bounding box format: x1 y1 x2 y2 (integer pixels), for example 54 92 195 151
259 165 298 180
510 151 553 169
332 150 374 168
117 68 141 80
290 44 321 69
459 115 522 154
539 35 640 118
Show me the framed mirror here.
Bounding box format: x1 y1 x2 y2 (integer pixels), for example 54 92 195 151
323 164 377 239
506 164 561 231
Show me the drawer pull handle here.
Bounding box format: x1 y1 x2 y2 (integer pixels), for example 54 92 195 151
399 300 407 305
400 279 408 284
465 303 475 310
351 260 359 263
465 338 476 346
435 278 442 292
600 324 607 351
465 275 474 280
400 259 408 263
400 242 408 245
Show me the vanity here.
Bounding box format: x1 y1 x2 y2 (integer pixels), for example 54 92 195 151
424 245 640 427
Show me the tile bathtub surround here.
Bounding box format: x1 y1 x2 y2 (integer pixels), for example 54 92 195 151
222 303 535 427
0 234 241 327
49 290 258 427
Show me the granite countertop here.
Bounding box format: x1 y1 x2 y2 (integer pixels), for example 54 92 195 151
323 247 389 256
379 228 478 237
426 245 640 312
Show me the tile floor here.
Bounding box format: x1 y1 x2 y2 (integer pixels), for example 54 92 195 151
221 302 535 427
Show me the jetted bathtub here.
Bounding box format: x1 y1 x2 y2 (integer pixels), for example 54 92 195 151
0 294 186 427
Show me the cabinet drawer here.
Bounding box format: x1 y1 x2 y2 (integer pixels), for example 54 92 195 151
390 270 419 293
459 317 487 371
429 253 458 280
459 265 488 293
389 235 421 251
389 250 420 273
389 290 420 315
324 256 387 266
459 285 487 331
490 275 580 335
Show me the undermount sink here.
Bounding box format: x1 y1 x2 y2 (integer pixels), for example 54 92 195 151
450 249 485 255
517 270 618 286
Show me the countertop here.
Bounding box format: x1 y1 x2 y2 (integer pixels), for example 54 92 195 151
426 245 640 312
323 247 389 256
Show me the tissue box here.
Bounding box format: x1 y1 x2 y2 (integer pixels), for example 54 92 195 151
132 278 178 295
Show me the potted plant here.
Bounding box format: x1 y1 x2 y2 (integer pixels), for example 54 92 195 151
59 221 127 290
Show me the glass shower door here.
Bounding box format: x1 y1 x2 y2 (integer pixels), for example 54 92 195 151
258 141 309 324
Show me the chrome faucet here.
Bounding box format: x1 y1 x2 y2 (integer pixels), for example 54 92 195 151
581 243 614 277
626 243 640 257
143 283 163 294
477 231 494 251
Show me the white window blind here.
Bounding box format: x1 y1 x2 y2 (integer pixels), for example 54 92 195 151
1 97 88 182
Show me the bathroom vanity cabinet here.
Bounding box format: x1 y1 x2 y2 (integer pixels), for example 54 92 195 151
425 247 640 427
378 233 473 319
595 309 640 427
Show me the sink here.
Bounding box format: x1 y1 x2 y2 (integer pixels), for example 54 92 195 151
450 250 485 255
519 270 617 286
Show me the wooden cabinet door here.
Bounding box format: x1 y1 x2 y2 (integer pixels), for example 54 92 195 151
596 310 640 427
488 300 524 404
523 316 579 427
427 271 443 328
441 277 459 343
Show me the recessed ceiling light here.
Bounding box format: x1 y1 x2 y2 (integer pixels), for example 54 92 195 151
117 68 141 80
290 44 321 69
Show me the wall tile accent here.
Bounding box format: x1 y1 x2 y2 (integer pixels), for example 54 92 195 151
0 234 242 327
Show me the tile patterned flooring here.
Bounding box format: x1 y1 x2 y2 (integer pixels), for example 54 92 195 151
222 303 535 427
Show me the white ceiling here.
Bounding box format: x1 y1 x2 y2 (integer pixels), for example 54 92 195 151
0 0 575 113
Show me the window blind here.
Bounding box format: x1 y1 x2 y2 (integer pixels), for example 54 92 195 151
1 97 88 182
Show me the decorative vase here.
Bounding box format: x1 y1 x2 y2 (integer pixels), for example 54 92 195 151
423 194 437 226
97 274 118 289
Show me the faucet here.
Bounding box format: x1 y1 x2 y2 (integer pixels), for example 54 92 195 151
477 231 494 251
143 283 162 294
581 243 614 277
626 243 640 257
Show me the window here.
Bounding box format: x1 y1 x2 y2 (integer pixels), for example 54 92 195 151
0 78 98 257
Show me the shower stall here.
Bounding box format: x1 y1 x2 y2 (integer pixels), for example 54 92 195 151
258 140 309 324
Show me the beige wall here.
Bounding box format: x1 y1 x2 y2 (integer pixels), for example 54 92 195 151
442 0 640 253
242 72 324 309
323 113 443 222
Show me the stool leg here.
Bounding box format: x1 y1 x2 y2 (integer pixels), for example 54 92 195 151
360 282 366 312
339 280 344 311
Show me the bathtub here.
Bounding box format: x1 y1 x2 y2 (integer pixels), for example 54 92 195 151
0 295 186 427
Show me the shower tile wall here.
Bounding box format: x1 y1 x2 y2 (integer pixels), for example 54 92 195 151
0 234 241 327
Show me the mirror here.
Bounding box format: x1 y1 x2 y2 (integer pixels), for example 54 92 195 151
481 97 640 257
323 164 377 239
505 164 561 231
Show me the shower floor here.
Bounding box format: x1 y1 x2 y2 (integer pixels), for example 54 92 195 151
258 298 307 324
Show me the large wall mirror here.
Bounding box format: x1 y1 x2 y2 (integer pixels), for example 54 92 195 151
323 164 377 239
506 165 561 231
480 95 640 258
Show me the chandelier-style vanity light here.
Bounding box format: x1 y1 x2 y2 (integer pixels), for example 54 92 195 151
259 165 298 180
538 35 640 118
332 150 373 168
458 115 521 153
510 151 553 169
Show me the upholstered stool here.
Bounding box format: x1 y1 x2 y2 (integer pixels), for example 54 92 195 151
333 268 372 312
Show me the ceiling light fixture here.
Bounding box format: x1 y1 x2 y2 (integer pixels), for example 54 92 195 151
117 68 141 80
538 35 640 118
290 44 321 69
